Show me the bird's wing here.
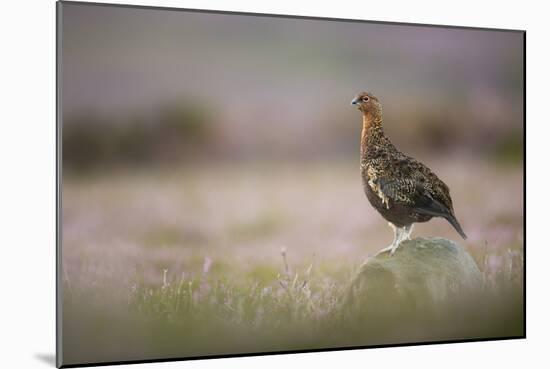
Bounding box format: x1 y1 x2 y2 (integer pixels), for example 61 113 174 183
367 155 466 238
374 175 447 215
368 155 453 214
375 177 418 205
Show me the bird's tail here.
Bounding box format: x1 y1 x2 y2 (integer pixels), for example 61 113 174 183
444 213 467 240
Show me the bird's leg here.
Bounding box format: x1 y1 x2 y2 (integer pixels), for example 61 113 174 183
376 223 399 255
402 224 414 241
377 223 414 256
389 226 407 255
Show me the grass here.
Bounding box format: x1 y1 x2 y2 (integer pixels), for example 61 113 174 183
62 243 523 365
61 159 524 365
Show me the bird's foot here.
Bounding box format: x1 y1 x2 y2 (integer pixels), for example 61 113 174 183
374 223 414 257
376 242 400 256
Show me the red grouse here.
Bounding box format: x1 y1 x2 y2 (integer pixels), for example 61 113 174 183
351 91 466 255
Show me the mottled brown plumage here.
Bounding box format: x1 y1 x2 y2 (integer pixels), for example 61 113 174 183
351 91 466 255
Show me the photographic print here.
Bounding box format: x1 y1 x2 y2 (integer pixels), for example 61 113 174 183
57 1 525 366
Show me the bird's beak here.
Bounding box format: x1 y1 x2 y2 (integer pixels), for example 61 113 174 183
350 97 360 106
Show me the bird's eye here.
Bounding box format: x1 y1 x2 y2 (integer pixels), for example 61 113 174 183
362 96 370 102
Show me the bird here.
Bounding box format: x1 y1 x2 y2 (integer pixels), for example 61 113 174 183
351 91 466 256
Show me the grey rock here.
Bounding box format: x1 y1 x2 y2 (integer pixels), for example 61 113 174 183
333 238 523 344
344 237 483 318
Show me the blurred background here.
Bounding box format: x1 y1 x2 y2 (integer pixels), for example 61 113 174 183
62 5 523 169
60 3 524 365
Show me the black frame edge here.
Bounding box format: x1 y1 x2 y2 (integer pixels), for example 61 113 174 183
56 1 63 367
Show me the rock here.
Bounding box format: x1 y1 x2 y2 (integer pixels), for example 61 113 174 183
333 238 523 344
343 237 483 322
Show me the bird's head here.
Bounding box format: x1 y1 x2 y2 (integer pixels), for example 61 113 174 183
351 91 382 116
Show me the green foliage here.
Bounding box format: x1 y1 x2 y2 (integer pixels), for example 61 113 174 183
491 131 523 165
62 242 523 365
228 211 286 241
63 100 213 172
